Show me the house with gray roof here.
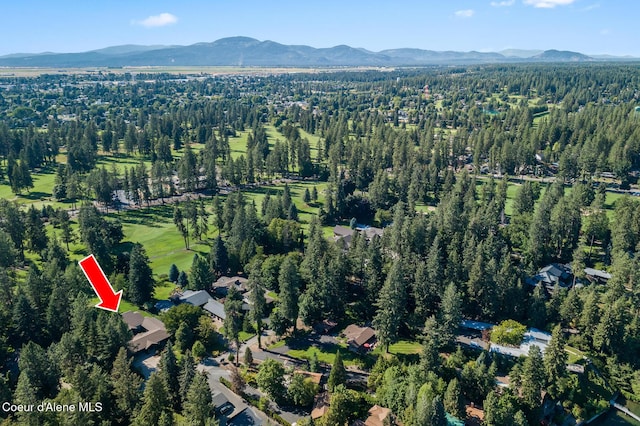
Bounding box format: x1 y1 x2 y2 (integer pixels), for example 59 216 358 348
178 289 213 307
203 299 226 321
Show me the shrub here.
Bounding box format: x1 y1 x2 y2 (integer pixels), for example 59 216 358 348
490 320 526 346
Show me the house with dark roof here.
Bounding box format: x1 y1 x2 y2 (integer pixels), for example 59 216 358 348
203 299 226 321
212 276 249 297
123 313 170 354
583 267 612 284
527 263 573 291
342 324 376 352
122 311 144 332
178 289 213 307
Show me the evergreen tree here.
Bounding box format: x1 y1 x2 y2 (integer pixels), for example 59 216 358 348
444 377 465 420
373 259 407 352
25 205 48 254
521 345 545 411
128 243 154 306
169 264 179 282
133 371 172 426
439 282 462 347
244 347 253 366
543 325 568 397
278 254 301 332
190 254 212 291
159 341 180 409
179 350 196 405
175 322 195 353
430 395 447 426
209 236 229 277
223 287 243 365
327 350 346 392
177 271 189 288
173 204 189 249
111 347 143 423
183 373 213 426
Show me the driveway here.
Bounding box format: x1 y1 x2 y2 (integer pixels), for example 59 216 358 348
132 354 161 379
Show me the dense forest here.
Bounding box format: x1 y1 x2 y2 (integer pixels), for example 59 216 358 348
1 63 640 425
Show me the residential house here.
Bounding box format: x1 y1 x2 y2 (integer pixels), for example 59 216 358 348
313 319 338 335
527 263 572 291
583 267 612 284
177 289 213 307
203 299 226 321
362 405 393 426
311 391 330 420
342 324 376 352
124 313 170 354
212 276 249 297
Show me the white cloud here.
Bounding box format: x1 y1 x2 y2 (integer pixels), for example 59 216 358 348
490 0 515 6
583 4 600 11
523 0 576 8
455 9 475 18
133 13 178 28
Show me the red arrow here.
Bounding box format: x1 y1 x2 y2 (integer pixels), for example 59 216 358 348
78 254 123 312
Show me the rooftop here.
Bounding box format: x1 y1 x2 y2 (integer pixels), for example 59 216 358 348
179 290 213 307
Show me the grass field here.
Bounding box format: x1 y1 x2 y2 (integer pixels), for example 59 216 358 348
108 204 211 276
287 344 367 367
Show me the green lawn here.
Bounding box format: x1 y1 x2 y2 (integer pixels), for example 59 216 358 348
286 342 367 367
386 340 423 355
154 280 177 300
238 331 255 342
89 297 157 317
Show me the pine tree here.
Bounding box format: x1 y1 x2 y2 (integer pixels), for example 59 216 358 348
431 395 447 426
327 350 346 392
224 287 243 365
303 187 311 204
177 270 189 288
244 347 253 366
128 243 154 306
159 341 180 409
25 205 48 254
278 254 301 333
183 373 213 426
209 236 229 277
190 254 212 291
179 350 196 405
521 345 545 410
543 325 568 397
373 259 407 352
169 264 179 282
133 372 172 426
111 348 142 423
444 378 465 420
439 282 462 347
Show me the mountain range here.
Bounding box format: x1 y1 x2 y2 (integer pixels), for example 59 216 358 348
0 36 635 68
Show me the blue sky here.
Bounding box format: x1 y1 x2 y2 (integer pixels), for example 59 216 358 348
1 0 636 56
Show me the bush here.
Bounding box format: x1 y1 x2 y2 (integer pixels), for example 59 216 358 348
490 320 526 346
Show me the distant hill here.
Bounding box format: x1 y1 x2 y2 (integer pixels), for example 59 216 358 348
0 37 632 68
499 49 544 58
531 50 593 62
